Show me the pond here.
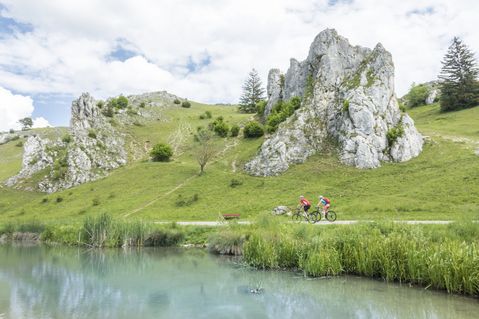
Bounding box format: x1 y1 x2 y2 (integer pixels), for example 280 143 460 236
0 245 477 318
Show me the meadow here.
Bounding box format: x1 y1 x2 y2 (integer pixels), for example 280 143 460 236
0 102 478 225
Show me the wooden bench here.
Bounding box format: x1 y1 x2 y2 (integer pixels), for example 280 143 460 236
222 214 240 220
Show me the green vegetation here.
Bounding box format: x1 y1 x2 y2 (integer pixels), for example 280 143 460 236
87 129 97 139
18 117 33 130
239 68 265 113
173 98 181 105
209 116 229 137
230 124 240 137
243 121 264 138
265 96 301 133
107 95 129 110
181 100 191 108
386 120 405 146
439 37 479 111
405 83 431 108
342 99 350 112
231 218 479 296
199 110 212 119
150 143 173 162
62 134 72 143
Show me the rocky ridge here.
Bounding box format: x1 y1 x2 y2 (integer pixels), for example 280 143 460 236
6 91 179 193
246 29 423 176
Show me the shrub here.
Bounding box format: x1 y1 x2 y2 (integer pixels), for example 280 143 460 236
9 129 14 134
213 121 229 137
406 84 430 108
199 114 206 120
102 106 114 117
205 111 212 119
15 141 23 147
173 98 181 104
96 101 105 109
126 107 138 116
144 229 184 247
150 143 173 162
175 194 199 207
88 129 97 139
139 102 146 108
41 198 48 204
56 197 64 203
62 134 72 143
343 99 350 112
387 123 405 146
265 97 301 133
256 100 267 116
243 121 264 138
116 95 129 109
230 179 243 188
92 198 101 206
230 124 240 137
181 100 191 108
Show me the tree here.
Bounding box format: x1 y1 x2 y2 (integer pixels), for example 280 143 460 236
438 37 479 111
150 143 173 162
239 68 265 113
406 83 431 108
116 95 129 109
194 128 216 175
18 117 33 130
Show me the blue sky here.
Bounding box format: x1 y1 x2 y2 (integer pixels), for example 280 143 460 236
0 0 477 130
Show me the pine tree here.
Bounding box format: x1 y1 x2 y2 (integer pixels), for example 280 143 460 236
438 37 479 111
239 68 265 113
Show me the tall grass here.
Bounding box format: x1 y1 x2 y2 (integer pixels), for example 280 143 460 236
237 217 479 296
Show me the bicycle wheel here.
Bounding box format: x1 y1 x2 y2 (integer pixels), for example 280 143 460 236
292 212 302 222
308 211 319 223
326 211 337 222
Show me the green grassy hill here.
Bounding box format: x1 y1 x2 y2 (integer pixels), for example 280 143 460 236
0 101 478 225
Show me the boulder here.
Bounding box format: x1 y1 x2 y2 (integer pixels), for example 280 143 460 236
272 205 291 216
264 69 283 117
245 29 423 176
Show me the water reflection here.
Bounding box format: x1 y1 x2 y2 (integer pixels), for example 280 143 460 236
0 245 477 319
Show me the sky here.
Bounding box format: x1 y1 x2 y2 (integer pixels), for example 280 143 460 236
0 0 477 131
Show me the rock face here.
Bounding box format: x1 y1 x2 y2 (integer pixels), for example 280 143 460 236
246 29 423 176
6 93 127 193
426 88 439 105
264 69 283 117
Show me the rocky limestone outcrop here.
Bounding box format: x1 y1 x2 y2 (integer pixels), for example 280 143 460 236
264 69 283 117
246 29 423 176
6 93 127 193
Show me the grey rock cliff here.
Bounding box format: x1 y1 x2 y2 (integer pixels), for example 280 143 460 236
264 69 283 117
6 93 127 193
246 29 423 176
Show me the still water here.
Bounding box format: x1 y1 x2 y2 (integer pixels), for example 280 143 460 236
0 245 477 319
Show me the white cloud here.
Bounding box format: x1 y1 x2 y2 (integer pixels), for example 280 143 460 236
0 0 478 118
0 86 34 131
32 116 51 128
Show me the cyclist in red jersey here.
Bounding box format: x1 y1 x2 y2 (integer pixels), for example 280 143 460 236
299 195 311 213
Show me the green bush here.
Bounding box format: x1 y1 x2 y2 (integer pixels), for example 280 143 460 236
205 111 212 118
144 229 184 247
243 121 264 138
96 101 105 109
343 99 350 112
406 84 430 108
150 143 173 162
230 124 240 137
265 97 301 133
230 179 243 188
56 197 64 203
181 100 191 108
102 106 114 117
213 121 229 137
256 100 267 116
175 194 199 207
139 102 146 108
88 129 97 139
173 98 181 104
62 134 72 143
15 141 23 147
386 123 405 146
116 95 129 109
92 197 101 206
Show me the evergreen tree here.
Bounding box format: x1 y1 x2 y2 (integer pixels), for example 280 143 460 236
239 68 265 113
438 37 479 111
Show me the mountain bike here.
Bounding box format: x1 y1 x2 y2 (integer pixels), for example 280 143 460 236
312 207 337 222
291 206 320 224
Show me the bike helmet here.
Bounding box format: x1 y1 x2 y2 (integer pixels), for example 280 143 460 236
319 195 323 199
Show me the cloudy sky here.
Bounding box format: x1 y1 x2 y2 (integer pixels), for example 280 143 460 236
0 0 477 131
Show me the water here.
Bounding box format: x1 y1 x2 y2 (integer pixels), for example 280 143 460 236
0 245 477 319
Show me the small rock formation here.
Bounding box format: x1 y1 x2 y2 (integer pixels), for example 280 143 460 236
246 29 423 176
272 206 291 216
0 132 19 145
425 88 440 105
6 93 127 193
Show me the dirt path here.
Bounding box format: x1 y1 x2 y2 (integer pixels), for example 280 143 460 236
154 220 466 226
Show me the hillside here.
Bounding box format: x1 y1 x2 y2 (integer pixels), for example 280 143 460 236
0 98 478 224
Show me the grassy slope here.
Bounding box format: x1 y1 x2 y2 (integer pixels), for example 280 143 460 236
0 102 478 224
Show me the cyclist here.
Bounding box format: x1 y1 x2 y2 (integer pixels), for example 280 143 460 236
318 195 331 217
299 195 311 215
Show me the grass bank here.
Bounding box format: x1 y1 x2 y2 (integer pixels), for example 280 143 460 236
209 215 479 297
